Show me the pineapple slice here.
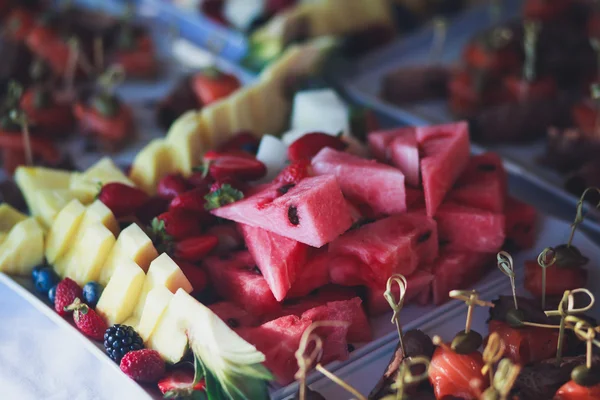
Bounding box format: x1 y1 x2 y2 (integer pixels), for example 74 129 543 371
165 110 205 175
70 158 134 203
98 223 158 286
33 189 80 228
0 204 27 233
242 85 267 138
129 139 176 195
96 259 146 326
136 286 173 342
228 89 255 134
132 253 192 319
45 199 86 264
14 166 73 217
61 223 116 286
201 101 232 147
82 200 119 237
0 218 45 276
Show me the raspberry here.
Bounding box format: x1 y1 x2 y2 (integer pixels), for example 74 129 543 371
120 349 165 383
54 278 82 316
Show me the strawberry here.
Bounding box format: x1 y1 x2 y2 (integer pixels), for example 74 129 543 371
287 132 347 161
209 154 266 181
204 184 244 210
169 187 210 214
54 278 83 317
154 210 202 241
158 368 206 397
217 131 259 154
135 196 170 225
65 298 108 341
174 235 219 262
188 170 214 190
192 67 240 106
157 174 192 200
176 260 209 292
207 224 244 253
274 160 311 184
120 349 166 383
98 182 149 218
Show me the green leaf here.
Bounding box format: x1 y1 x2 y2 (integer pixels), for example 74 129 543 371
193 354 205 386
204 184 244 211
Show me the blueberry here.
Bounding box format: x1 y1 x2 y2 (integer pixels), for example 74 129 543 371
34 268 59 295
82 282 103 308
31 265 45 281
48 285 57 304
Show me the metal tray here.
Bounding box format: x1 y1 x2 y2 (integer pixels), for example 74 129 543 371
334 0 600 236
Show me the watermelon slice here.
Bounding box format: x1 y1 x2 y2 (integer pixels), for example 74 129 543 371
431 251 494 305
504 196 537 250
417 122 471 217
367 127 416 162
329 254 366 287
329 214 438 287
211 175 353 248
237 315 349 384
366 270 434 315
390 134 420 187
239 223 311 301
286 249 331 298
208 302 260 329
435 203 505 253
203 251 281 316
406 187 425 210
311 148 407 216
448 152 508 213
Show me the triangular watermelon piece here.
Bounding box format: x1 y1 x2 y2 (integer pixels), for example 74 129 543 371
390 134 420 187
448 152 507 212
329 254 366 287
237 314 349 384
417 121 471 217
211 175 353 248
435 203 505 253
239 223 311 301
504 196 537 250
406 187 426 211
431 251 494 305
208 302 260 329
367 126 417 162
365 270 434 316
203 251 281 316
286 249 331 299
311 148 407 216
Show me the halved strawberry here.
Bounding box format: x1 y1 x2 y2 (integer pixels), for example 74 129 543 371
157 174 192 201
98 183 149 218
208 154 266 181
174 235 219 262
169 187 211 215
158 368 206 397
287 132 347 161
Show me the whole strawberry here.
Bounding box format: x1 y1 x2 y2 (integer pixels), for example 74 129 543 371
98 183 150 218
65 298 108 341
174 235 218 262
208 153 266 182
217 131 259 154
169 187 210 215
157 174 192 201
287 132 347 161
54 278 83 316
274 160 311 184
120 349 166 383
153 210 202 241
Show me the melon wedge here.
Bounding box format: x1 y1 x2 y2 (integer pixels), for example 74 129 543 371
211 175 353 248
417 121 470 217
0 218 45 276
286 249 331 298
239 224 310 301
311 148 407 215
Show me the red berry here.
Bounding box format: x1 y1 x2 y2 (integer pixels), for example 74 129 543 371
274 160 311 184
67 298 108 341
217 131 259 154
207 224 244 253
169 187 210 214
158 368 205 396
136 196 170 225
155 210 202 240
157 174 192 200
287 132 347 161
188 171 214 189
208 154 266 182
174 235 219 262
54 278 83 317
176 260 208 292
120 349 166 383
98 183 149 218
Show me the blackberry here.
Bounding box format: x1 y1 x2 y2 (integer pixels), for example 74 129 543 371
104 324 144 363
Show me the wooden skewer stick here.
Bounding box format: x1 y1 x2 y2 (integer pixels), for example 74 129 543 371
384 274 408 357
497 251 518 310
449 290 495 333
545 288 595 363
481 332 505 382
568 187 600 246
391 356 430 400
566 316 600 369
537 247 556 310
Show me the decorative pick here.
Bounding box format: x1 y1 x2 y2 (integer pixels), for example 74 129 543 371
473 358 522 400
481 332 505 382
544 288 596 364
497 251 518 310
429 17 447 64
9 108 32 166
522 20 541 82
97 65 126 96
567 187 600 247
294 321 364 400
537 247 556 310
564 316 600 387
449 290 495 335
384 274 408 357
94 36 104 73
389 356 430 400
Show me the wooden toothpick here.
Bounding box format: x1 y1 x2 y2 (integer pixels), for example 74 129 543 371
497 251 518 310
537 247 556 310
566 316 600 370
391 356 430 400
449 290 495 334
384 274 408 357
481 332 505 382
568 187 600 247
545 288 595 363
